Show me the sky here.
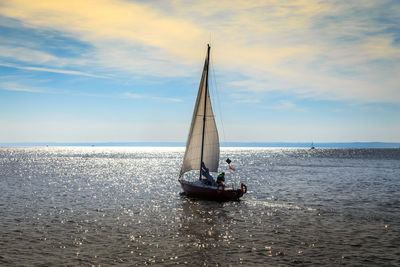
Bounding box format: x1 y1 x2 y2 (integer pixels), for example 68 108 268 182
0 0 399 143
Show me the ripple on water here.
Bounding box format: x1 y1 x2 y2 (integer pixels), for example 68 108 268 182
0 147 399 266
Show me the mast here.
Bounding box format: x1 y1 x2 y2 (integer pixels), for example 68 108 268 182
199 44 211 180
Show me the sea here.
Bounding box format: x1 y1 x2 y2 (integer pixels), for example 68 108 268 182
0 146 399 266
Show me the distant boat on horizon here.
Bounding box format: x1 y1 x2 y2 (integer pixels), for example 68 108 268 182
178 44 247 201
311 142 315 149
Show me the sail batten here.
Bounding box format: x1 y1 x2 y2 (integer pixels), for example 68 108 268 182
180 45 219 178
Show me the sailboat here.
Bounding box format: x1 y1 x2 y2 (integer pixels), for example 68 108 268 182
311 142 315 149
178 44 247 201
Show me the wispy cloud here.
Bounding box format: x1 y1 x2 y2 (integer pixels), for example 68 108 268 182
0 45 58 64
124 92 182 102
0 0 205 75
124 92 145 99
151 97 182 103
272 100 301 111
0 0 399 103
0 63 107 78
0 82 42 93
230 93 261 103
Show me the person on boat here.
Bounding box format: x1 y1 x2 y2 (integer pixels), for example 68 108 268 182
201 162 217 186
217 172 225 184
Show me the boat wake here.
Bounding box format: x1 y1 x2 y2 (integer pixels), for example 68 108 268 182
246 199 316 211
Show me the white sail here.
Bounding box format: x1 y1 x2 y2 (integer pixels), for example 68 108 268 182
180 46 219 178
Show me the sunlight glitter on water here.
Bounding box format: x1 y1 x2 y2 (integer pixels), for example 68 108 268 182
0 147 399 266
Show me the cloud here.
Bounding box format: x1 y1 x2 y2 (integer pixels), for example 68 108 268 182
0 0 205 60
1 0 399 103
274 100 297 110
124 92 145 99
230 93 261 103
0 45 57 64
0 63 107 78
0 82 42 93
151 97 182 103
124 92 182 102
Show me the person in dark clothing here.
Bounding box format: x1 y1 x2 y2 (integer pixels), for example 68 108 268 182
217 172 225 184
201 162 217 186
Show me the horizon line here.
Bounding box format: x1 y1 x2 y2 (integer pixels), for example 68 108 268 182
1 141 400 148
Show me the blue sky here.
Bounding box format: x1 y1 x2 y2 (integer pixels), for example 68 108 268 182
0 0 399 143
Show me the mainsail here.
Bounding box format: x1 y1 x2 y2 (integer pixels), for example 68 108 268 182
179 45 219 178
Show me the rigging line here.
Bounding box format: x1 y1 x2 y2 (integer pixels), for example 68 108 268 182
209 50 227 145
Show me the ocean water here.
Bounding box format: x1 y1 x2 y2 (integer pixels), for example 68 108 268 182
0 147 399 266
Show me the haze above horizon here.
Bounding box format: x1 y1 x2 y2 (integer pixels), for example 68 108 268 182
1 142 400 149
1 0 399 143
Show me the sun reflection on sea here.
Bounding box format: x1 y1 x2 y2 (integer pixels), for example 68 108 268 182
0 147 399 265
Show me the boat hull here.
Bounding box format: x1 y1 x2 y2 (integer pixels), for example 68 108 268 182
179 180 244 201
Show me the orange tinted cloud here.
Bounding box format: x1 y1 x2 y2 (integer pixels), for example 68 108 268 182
1 0 399 102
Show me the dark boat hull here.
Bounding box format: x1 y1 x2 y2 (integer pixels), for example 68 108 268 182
179 180 244 201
